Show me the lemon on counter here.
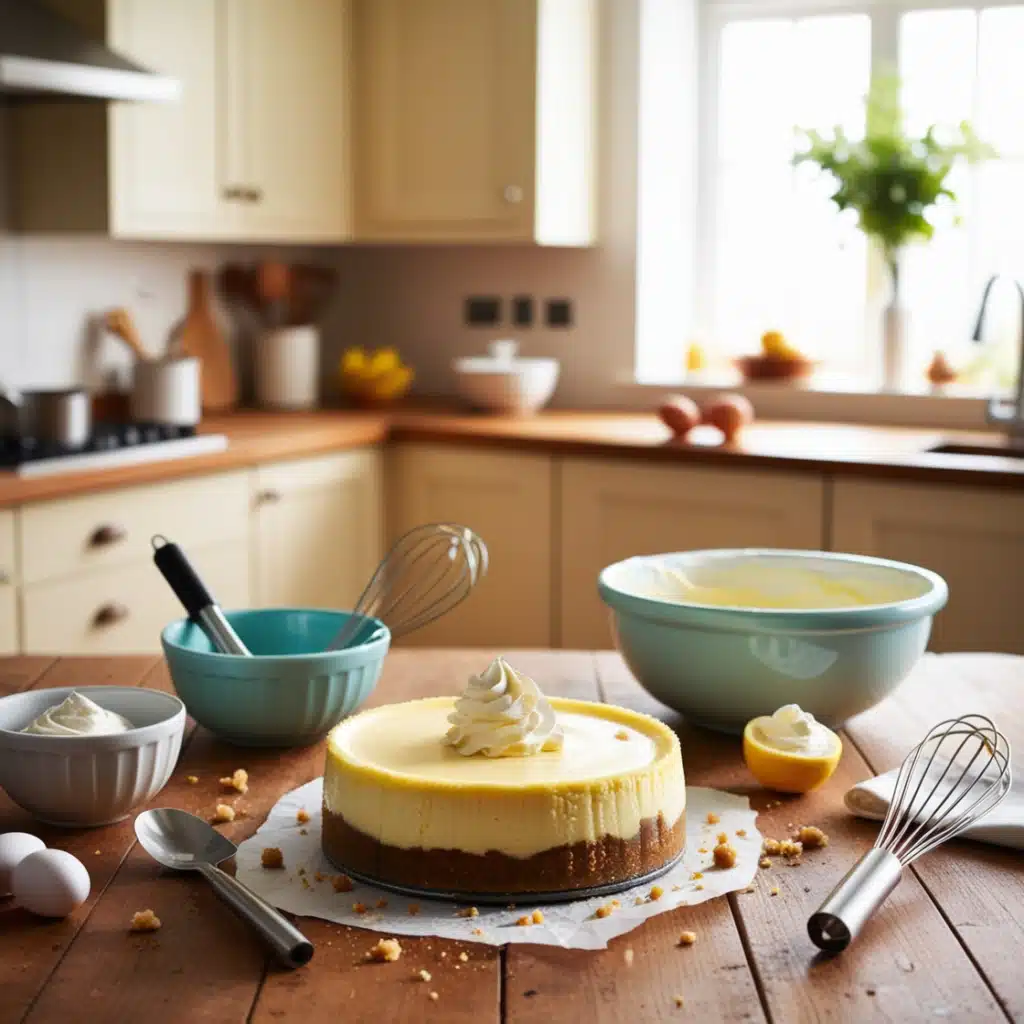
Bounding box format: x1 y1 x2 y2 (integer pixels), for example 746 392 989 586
743 705 842 793
338 346 414 405
760 329 803 362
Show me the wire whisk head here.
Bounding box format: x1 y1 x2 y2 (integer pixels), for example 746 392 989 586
875 714 1011 866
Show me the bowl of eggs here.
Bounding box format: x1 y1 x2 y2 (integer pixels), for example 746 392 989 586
599 548 948 733
0 687 185 827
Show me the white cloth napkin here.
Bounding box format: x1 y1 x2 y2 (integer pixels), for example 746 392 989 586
846 768 1024 851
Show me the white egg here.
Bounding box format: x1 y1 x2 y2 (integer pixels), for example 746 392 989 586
12 848 91 918
0 832 46 895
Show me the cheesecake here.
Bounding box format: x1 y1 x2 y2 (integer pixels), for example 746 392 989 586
322 658 686 895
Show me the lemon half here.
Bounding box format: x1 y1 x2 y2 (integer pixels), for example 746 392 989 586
743 717 842 794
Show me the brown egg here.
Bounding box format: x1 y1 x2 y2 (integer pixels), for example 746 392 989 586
657 395 701 440
703 393 754 443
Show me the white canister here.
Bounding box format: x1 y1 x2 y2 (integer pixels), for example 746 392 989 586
254 326 320 410
131 357 201 427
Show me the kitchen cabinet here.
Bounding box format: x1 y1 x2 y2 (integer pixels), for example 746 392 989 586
559 459 827 650
832 478 1024 655
352 0 597 243
388 444 554 646
252 449 383 611
12 0 350 242
0 512 17 656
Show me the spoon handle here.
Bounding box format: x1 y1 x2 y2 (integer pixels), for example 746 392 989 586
196 862 313 968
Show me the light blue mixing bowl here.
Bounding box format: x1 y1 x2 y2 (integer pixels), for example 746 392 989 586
598 549 948 734
161 608 390 747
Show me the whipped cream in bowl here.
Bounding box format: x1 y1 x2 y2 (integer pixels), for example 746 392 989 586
749 704 837 757
445 657 564 758
21 691 134 737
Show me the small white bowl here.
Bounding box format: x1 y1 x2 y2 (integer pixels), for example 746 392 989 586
453 340 560 415
0 687 186 827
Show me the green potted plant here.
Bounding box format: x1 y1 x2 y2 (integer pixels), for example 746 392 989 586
794 75 994 390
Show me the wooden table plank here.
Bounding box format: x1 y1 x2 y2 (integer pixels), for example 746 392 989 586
846 653 1024 1022
0 657 55 698
0 657 168 1024
595 653 1009 1024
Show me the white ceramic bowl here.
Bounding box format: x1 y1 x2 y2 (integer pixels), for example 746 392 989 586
0 687 186 827
453 341 560 414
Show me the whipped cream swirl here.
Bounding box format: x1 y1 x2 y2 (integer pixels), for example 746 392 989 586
21 691 134 737
754 704 835 756
445 657 564 758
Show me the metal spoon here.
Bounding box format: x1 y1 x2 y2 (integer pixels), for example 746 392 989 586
135 807 313 968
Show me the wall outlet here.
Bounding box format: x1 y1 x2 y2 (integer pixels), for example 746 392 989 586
512 295 534 327
545 298 573 328
464 295 502 326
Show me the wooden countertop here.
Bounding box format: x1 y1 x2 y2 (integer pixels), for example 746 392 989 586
1 407 1023 508
2 650 1021 1023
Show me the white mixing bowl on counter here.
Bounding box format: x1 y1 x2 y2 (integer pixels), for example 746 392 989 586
453 340 559 414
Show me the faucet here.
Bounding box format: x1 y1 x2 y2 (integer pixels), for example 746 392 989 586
972 274 1024 438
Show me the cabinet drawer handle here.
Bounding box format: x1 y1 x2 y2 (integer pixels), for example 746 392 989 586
242 186 264 202
92 602 130 629
503 184 524 204
89 523 127 547
222 185 246 200
256 488 282 505
0 569 9 585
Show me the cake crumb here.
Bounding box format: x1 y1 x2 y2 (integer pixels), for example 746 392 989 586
220 768 249 794
186 775 198 785
595 904 615 919
440 951 447 958
697 847 708 854
624 947 635 967
674 995 685 1008
678 931 697 946
762 838 782 856
331 874 353 893
129 909 161 933
760 857 772 869
706 812 720 825
713 842 737 869
770 886 780 896
353 903 369 914
531 910 544 924
472 928 484 936
695 884 704 891
260 847 284 870
376 898 389 909
516 915 532 927
736 829 747 837
417 969 432 982
635 896 646 906
691 871 703 880
300 877 311 890
298 867 306 876
408 903 421 916
296 808 310 824
650 885 664 901
314 871 326 882
458 951 469 962
428 992 439 1002
779 839 803 859
368 938 402 962
212 803 235 824
457 906 479 918
794 825 829 849
612 899 620 907
614 729 630 741
299 828 308 835
716 831 729 844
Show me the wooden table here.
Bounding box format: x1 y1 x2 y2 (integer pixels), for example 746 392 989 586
2 651 1022 1023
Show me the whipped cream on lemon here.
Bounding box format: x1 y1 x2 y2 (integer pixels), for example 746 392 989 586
445 657 564 758
751 704 835 756
21 691 133 737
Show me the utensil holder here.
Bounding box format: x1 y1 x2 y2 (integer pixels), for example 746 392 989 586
255 326 320 410
131 357 201 427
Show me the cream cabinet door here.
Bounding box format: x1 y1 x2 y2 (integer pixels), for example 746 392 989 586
832 478 1024 654
0 510 17 655
225 0 351 241
389 444 553 646
560 460 827 650
108 0 235 238
353 0 537 241
253 449 383 611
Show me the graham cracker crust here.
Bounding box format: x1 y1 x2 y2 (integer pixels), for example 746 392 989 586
321 808 686 894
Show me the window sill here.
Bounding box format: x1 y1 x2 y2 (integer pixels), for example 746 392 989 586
617 372 1004 431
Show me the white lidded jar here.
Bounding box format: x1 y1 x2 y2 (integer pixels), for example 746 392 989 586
254 326 320 410
131 357 201 427
452 340 560 415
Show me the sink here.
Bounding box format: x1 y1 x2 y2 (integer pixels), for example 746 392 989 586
928 442 1024 460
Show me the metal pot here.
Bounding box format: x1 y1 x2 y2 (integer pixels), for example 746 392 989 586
0 387 92 449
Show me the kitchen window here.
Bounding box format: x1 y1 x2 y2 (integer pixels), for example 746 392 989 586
636 0 1024 391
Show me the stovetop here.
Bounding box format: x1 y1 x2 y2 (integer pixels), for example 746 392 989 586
0 422 198 467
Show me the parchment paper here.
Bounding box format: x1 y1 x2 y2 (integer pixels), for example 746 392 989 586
236 778 761 950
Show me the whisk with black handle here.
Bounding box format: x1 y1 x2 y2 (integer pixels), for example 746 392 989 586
325 523 488 651
808 714 1011 953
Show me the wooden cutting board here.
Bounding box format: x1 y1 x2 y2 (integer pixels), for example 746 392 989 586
177 268 237 412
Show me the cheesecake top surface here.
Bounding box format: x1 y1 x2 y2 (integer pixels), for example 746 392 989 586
327 696 680 791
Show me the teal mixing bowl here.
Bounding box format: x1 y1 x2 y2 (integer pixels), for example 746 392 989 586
161 608 390 747
599 549 948 734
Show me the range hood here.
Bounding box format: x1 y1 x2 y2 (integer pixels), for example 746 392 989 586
0 0 180 102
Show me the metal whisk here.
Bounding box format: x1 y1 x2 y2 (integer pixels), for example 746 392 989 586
325 523 488 651
808 714 1011 953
